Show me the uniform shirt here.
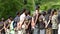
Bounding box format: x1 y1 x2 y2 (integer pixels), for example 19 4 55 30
14 16 20 22
52 15 58 29
20 13 26 24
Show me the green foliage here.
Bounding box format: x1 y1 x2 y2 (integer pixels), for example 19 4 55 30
0 0 35 19
0 0 60 19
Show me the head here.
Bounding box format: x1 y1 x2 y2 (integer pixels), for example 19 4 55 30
35 9 39 14
52 9 58 15
22 8 27 16
16 11 20 16
1 18 5 22
8 16 13 23
27 10 30 15
42 11 47 16
35 6 40 14
47 9 52 14
8 16 13 21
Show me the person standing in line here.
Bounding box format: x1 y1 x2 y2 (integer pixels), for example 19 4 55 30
13 11 20 33
4 16 13 34
25 10 32 34
45 9 52 34
58 9 60 34
10 20 15 34
17 9 27 34
31 7 40 34
51 9 58 34
38 12 47 34
14 11 20 23
0 18 5 34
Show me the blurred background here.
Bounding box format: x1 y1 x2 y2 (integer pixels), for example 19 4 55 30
0 0 60 20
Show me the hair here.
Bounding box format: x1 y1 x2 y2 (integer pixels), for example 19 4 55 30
52 9 57 15
27 10 30 15
22 8 26 13
47 9 52 14
42 11 46 16
20 8 27 15
36 5 40 9
36 6 40 11
8 16 12 19
8 16 13 21
38 13 41 17
16 11 20 15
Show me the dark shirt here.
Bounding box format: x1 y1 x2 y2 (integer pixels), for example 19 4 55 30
26 15 32 31
45 14 52 28
38 16 45 29
58 11 60 23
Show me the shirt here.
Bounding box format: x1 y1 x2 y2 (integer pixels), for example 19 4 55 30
14 16 20 22
20 13 26 24
38 15 45 29
10 21 14 30
52 15 58 29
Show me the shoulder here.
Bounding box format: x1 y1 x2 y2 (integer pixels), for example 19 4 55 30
26 16 32 20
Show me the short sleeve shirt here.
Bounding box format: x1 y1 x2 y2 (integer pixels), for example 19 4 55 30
20 13 26 24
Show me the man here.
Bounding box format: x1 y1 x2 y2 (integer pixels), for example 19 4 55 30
45 10 52 34
32 7 40 34
17 9 27 34
58 10 60 34
51 9 58 34
38 13 46 34
14 11 20 23
13 12 20 31
0 18 5 34
25 10 32 34
4 16 13 34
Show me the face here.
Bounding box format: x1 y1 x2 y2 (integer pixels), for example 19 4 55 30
54 11 58 15
8 17 12 23
36 10 39 14
8 19 11 23
1 18 4 21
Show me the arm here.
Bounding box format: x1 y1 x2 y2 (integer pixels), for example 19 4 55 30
31 17 35 29
0 23 5 32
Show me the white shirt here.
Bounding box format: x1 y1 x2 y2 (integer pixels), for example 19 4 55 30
10 21 14 30
20 13 26 24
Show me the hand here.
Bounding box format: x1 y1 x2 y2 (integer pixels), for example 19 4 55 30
45 26 47 28
26 25 28 29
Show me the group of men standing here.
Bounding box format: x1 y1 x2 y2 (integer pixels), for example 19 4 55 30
0 6 59 34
